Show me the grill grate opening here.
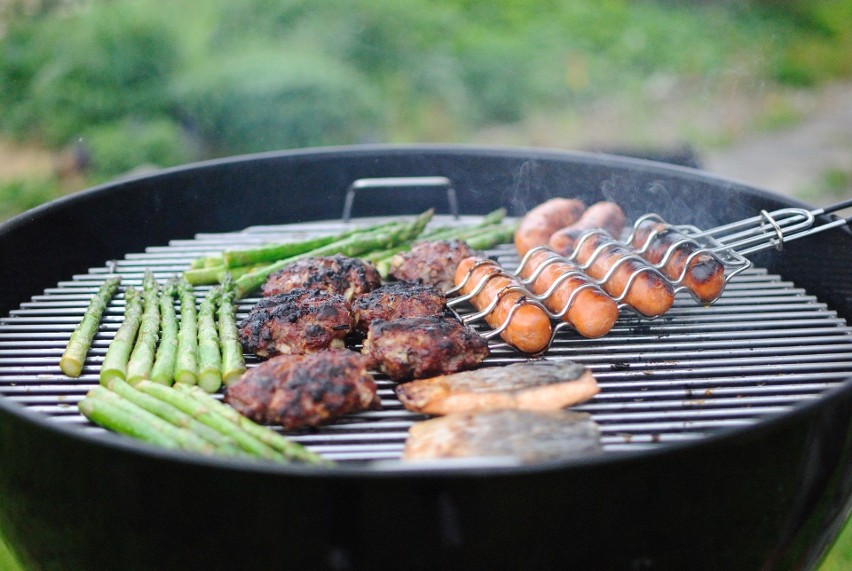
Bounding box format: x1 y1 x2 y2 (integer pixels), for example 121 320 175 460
1 214 851 463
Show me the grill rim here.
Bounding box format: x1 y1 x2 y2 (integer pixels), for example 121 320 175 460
1 144 850 570
0 143 817 317
0 203 849 475
1 377 850 478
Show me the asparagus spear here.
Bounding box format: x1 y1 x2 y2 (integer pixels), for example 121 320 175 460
174 279 199 385
183 263 268 286
81 386 215 453
100 286 144 385
372 222 517 278
79 390 179 449
126 271 160 385
197 286 223 393
361 208 509 264
107 378 246 456
187 220 402 271
60 276 121 377
135 380 282 461
150 279 179 385
185 219 423 286
367 226 493 273
174 383 331 465
234 209 434 298
189 255 220 270
463 223 517 250
218 275 246 384
222 234 343 269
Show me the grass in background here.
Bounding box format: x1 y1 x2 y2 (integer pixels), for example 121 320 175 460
0 528 23 571
0 177 65 221
822 516 852 570
1 1 849 187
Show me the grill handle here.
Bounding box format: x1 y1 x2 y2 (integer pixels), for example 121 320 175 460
342 176 459 222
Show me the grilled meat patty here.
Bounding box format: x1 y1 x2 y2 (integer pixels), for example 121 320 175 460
261 254 381 300
351 281 447 334
395 360 599 415
225 350 380 431
238 288 352 357
361 315 489 382
402 409 603 463
389 239 479 292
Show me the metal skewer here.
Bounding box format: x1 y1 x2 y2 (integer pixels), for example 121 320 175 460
451 198 852 354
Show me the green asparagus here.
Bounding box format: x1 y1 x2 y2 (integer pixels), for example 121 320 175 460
81 385 215 453
463 223 517 250
174 279 199 385
107 378 246 456
222 234 342 269
197 286 223 393
60 276 121 377
183 262 268 286
218 275 246 384
174 383 331 465
79 391 179 449
361 208 510 266
126 271 160 385
150 279 178 385
100 286 144 385
135 380 282 461
234 209 434 298
189 255 216 270
186 220 402 271
372 221 517 278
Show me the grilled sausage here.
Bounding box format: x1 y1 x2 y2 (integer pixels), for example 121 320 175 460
454 257 552 354
630 219 727 304
514 198 586 256
519 249 620 338
548 201 627 256
573 232 675 318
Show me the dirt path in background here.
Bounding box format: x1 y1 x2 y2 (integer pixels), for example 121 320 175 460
702 81 852 205
0 139 54 181
473 80 852 207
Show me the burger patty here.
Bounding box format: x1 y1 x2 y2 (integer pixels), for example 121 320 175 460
238 288 353 357
225 350 380 431
361 315 489 382
388 239 479 292
261 254 381 300
351 281 447 334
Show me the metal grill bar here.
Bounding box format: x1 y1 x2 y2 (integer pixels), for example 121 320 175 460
0 214 851 465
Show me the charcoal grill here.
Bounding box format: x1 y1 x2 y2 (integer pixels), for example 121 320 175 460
0 145 849 570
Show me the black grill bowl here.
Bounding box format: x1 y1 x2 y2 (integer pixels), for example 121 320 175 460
0 145 849 570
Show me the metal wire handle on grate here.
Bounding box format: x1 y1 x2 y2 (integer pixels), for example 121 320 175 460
681 198 852 255
450 198 852 354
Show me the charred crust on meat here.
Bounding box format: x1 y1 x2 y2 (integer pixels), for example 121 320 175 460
225 350 380 431
389 240 480 291
238 288 353 357
261 254 381 299
351 281 447 333
361 315 489 381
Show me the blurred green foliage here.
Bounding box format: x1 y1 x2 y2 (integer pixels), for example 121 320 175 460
0 177 64 220
0 0 850 196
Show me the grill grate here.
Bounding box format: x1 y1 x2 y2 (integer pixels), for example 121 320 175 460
1 214 851 463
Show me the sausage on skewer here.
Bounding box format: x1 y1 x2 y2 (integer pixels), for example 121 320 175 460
572 232 675 318
548 201 627 256
454 257 552 354
518 249 620 338
629 219 727 304
514 198 586 256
